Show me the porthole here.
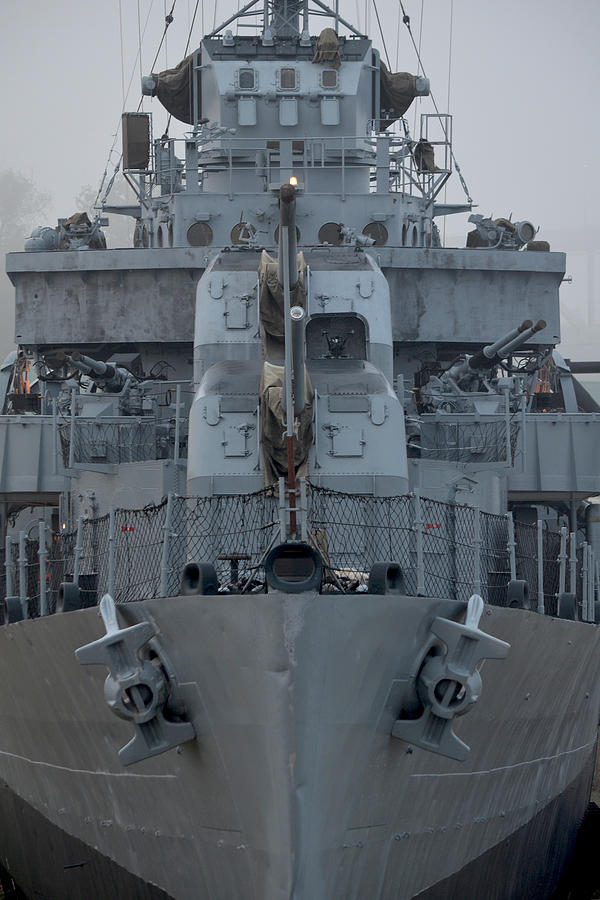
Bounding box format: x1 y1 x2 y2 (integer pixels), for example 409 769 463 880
362 222 388 246
187 222 213 246
318 222 343 246
230 222 257 245
274 225 301 245
279 68 297 90
238 68 256 90
321 69 338 89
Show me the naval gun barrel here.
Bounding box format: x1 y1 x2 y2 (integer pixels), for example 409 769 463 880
278 183 298 290
480 320 533 361
468 319 546 370
65 352 131 392
68 352 112 378
497 319 547 356
290 305 306 417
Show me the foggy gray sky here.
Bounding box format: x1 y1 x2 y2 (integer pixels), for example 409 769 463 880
1 0 599 356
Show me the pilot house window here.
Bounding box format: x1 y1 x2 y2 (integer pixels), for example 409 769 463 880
279 68 297 90
321 69 338 89
238 68 256 90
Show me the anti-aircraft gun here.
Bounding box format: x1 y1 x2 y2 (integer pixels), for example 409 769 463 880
41 350 148 418
418 319 547 414
63 352 134 394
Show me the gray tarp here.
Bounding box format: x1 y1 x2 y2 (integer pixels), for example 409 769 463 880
258 250 307 360
259 362 314 485
379 62 419 125
312 28 341 68
151 54 195 124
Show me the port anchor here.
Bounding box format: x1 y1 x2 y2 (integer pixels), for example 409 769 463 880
392 595 510 761
75 594 195 766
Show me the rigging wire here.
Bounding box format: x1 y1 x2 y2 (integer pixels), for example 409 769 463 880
398 0 472 204
94 0 158 209
442 0 453 244
137 0 144 111
95 0 181 209
395 2 401 71
411 0 424 136
164 0 201 138
118 0 126 107
372 0 391 70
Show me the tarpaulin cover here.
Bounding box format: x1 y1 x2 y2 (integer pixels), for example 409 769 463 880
258 250 307 360
413 139 438 173
151 54 195 124
259 362 314 485
379 62 418 124
312 28 341 68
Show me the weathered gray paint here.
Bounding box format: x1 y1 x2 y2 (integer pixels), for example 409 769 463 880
7 249 204 345
0 596 597 899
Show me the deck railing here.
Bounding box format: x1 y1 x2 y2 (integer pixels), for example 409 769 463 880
1 482 597 622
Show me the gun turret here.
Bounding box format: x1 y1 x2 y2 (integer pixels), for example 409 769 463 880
62 351 133 393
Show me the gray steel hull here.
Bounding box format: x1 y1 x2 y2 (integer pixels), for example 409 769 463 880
0 593 598 900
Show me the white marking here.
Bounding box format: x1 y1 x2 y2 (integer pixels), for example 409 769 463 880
412 739 595 778
0 748 176 779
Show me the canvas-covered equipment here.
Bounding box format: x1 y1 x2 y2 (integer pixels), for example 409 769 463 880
379 62 420 126
413 139 438 173
258 250 307 360
150 54 195 124
259 362 314 484
312 28 341 68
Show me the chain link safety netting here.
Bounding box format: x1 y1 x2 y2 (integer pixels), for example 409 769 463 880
419 417 520 464
1 484 594 620
59 420 189 466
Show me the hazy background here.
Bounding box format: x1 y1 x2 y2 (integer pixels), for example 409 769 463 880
1 0 599 370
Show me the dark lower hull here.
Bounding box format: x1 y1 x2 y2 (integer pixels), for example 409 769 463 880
0 777 173 900
0 594 597 899
417 764 593 900
0 762 592 900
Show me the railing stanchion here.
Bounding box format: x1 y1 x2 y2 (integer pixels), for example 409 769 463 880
413 489 425 596
537 519 545 615
160 493 175 598
473 507 482 596
558 526 567 597
506 511 516 581
582 542 589 622
173 384 181 463
73 516 84 587
108 508 116 599
5 536 13 600
569 531 577 600
39 521 47 617
68 389 77 469
278 478 287 541
18 532 27 619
